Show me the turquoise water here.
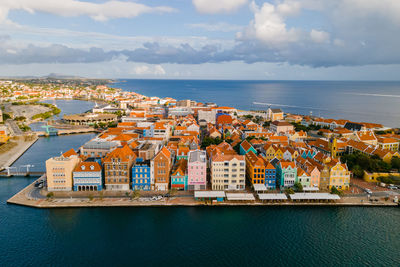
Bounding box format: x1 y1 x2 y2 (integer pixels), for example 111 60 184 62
110 80 400 127
1 177 399 266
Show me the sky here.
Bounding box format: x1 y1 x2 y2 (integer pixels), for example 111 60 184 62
0 0 400 80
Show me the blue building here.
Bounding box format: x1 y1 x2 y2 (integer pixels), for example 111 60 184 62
73 162 103 191
131 158 151 190
265 161 276 189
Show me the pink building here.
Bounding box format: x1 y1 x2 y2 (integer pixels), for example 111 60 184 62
187 150 207 190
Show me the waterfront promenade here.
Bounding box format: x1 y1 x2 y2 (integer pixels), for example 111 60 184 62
0 135 38 171
7 178 398 208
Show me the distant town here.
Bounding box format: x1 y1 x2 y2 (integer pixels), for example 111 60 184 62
1 79 400 207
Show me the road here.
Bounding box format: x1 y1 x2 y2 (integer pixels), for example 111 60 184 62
28 186 46 199
6 119 23 136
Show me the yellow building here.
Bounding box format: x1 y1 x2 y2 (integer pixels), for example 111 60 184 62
0 130 9 143
274 147 284 160
46 149 81 191
245 151 266 185
263 144 276 161
377 137 399 152
329 162 350 190
363 171 400 183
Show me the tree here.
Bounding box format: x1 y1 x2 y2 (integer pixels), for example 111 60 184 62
391 157 400 171
2 113 11 121
284 188 295 195
330 186 343 196
352 165 364 178
131 190 140 200
262 121 270 128
293 182 303 192
46 192 54 199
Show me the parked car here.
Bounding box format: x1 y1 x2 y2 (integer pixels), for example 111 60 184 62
365 188 372 194
388 185 398 190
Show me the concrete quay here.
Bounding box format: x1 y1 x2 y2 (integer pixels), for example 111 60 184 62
0 135 38 171
7 179 399 209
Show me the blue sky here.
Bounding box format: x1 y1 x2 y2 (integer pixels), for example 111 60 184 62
0 0 400 80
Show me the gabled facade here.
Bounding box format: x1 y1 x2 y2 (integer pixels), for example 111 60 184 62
103 145 136 191
319 165 330 190
151 146 172 191
187 150 207 190
329 162 350 190
170 159 188 190
276 161 297 188
297 168 311 188
264 161 276 189
308 166 320 188
263 144 276 161
245 150 266 185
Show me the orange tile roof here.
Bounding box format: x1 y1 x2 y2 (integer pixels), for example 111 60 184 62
74 161 101 172
280 161 296 169
62 148 77 158
103 145 135 162
113 134 134 142
171 159 187 176
240 140 253 151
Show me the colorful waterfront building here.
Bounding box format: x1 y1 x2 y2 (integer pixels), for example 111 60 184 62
319 165 331 191
46 149 81 191
263 144 276 161
170 159 188 190
187 150 207 190
307 164 321 188
276 161 297 189
264 160 276 189
211 153 246 191
73 161 102 191
297 168 311 188
245 150 265 185
329 162 350 190
151 146 172 191
240 140 257 155
131 158 151 191
103 145 136 191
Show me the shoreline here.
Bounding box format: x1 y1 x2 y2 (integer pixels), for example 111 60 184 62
0 135 38 171
7 178 398 209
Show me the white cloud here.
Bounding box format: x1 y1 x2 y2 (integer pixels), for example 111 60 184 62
192 0 247 14
240 2 300 47
276 0 301 16
132 65 166 76
187 22 243 32
0 0 176 22
310 29 330 43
